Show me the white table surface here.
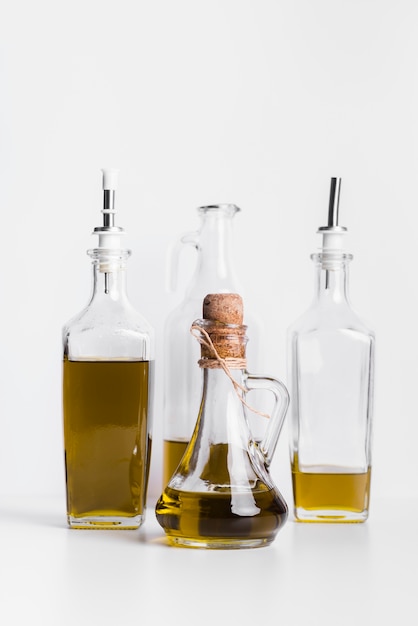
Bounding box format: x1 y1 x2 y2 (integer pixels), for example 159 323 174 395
0 495 415 626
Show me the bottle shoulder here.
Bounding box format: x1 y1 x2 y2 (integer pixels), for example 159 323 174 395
287 302 374 339
64 315 154 337
65 296 152 327
63 299 154 358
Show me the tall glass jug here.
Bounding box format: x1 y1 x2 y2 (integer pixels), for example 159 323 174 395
287 178 375 523
62 169 154 529
156 293 289 549
163 204 261 487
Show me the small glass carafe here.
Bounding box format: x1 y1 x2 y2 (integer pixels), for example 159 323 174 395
62 169 154 529
156 293 289 549
287 178 375 523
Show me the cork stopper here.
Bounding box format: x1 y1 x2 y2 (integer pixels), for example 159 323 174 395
203 293 244 324
197 293 247 361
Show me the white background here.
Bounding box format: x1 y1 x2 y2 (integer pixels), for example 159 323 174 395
0 1 416 622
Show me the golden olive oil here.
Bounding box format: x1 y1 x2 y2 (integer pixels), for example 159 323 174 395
156 442 288 548
63 358 152 529
156 485 287 548
163 439 189 487
292 455 371 522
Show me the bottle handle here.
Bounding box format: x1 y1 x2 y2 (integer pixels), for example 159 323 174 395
166 231 199 293
244 373 290 467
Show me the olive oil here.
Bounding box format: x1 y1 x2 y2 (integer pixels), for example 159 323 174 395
157 441 288 548
156 483 287 548
63 358 152 529
163 439 189 487
292 456 371 522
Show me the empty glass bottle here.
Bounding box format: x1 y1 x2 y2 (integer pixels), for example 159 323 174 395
62 169 154 529
163 204 262 488
156 293 289 549
287 178 375 523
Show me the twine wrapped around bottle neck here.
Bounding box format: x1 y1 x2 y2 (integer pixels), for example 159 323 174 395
190 323 247 370
190 318 270 420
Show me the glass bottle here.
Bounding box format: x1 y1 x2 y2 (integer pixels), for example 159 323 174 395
288 178 375 523
163 204 262 487
156 293 289 549
62 169 154 529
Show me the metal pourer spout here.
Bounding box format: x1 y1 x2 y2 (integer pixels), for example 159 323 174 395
91 168 126 294
103 188 116 228
317 177 348 288
93 168 125 246
327 177 342 228
317 177 347 251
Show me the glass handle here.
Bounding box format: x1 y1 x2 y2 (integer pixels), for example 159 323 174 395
166 230 199 293
245 373 290 467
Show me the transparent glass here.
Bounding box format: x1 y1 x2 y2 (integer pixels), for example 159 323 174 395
156 356 289 549
62 248 154 529
287 252 374 522
163 204 262 487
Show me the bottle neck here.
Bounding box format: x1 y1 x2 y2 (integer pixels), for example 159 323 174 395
88 249 131 304
187 205 239 298
199 367 247 443
311 252 352 305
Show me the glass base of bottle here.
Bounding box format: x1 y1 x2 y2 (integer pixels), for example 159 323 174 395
293 507 368 523
67 513 145 530
164 533 274 549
